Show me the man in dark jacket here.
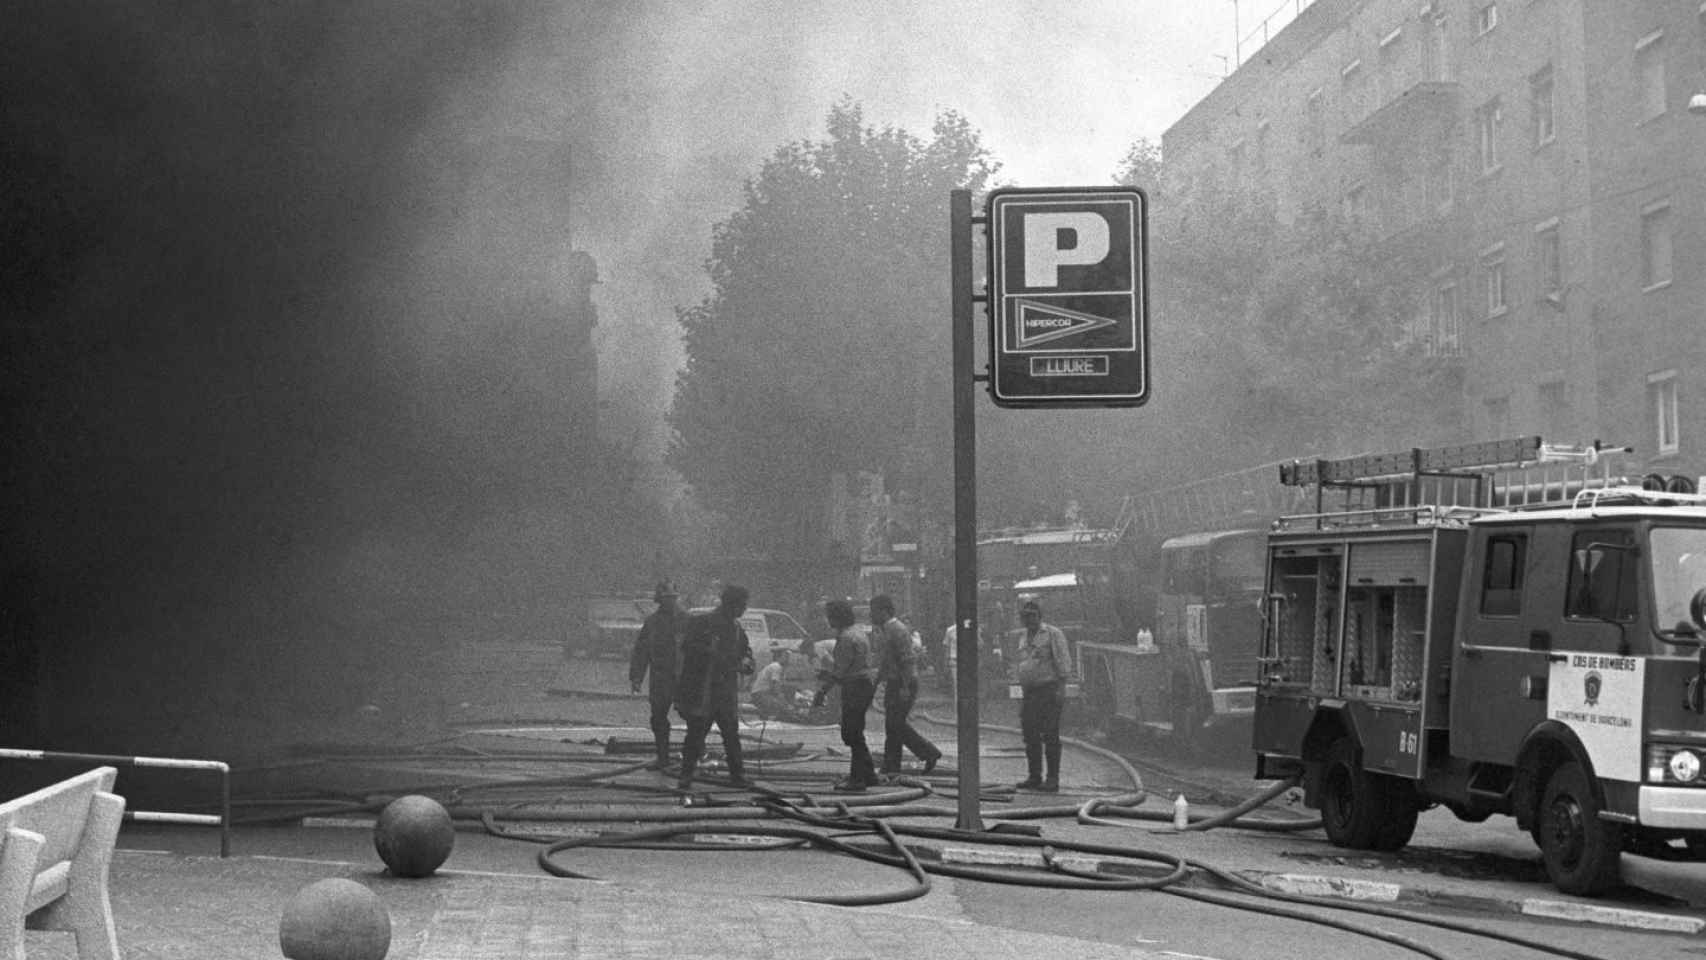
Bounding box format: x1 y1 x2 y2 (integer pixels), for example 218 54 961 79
674 584 755 790
630 581 683 770
872 594 942 777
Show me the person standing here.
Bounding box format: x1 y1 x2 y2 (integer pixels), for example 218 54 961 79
871 594 941 777
813 599 878 791
629 582 684 770
675 584 756 790
1012 599 1073 792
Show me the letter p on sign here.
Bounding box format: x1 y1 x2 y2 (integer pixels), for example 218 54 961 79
1023 212 1109 287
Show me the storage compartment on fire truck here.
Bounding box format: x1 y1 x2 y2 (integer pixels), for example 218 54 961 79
1265 537 1432 702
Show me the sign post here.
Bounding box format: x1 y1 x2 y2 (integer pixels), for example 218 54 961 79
986 187 1148 407
949 189 983 832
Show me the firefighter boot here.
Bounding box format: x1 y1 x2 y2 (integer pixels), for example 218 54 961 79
646 740 670 771
1015 742 1043 790
724 738 752 788
1040 743 1062 793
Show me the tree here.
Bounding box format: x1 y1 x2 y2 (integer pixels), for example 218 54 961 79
669 101 997 594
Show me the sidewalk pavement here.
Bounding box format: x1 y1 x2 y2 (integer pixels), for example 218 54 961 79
24 846 1168 960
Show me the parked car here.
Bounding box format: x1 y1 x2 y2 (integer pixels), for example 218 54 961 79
687 606 815 662
570 596 655 660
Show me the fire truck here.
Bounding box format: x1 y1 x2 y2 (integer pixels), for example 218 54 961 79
1074 463 1310 748
1253 435 1706 895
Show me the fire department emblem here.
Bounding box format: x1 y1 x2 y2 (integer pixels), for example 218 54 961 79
1583 671 1602 707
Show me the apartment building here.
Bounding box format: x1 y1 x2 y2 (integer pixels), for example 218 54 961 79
1164 0 1706 481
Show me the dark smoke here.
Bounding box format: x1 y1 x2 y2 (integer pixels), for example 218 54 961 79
0 1 618 760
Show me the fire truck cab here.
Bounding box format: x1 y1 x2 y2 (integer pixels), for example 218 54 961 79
1254 436 1706 895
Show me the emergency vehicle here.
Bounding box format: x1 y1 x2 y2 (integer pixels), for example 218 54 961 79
1074 462 1310 747
1077 528 1266 746
1253 436 1706 895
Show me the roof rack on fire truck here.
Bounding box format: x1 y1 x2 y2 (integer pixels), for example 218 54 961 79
1273 435 1636 532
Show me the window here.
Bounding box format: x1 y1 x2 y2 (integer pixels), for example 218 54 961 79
1377 27 1403 103
1477 98 1503 173
1534 220 1562 297
1431 279 1462 355
1482 243 1507 317
1651 370 1680 455
1476 3 1499 36
1642 201 1673 289
1480 534 1526 617
1530 64 1555 146
1345 182 1368 221
1565 529 1638 622
1306 88 1325 155
1636 31 1666 122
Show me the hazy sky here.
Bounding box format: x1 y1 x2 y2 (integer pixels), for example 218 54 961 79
479 1 1265 460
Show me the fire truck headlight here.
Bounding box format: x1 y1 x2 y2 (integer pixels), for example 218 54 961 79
1669 749 1702 783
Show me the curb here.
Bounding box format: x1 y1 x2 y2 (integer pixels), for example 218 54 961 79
919 842 1703 933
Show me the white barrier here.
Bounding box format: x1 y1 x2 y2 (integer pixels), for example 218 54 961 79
0 749 229 858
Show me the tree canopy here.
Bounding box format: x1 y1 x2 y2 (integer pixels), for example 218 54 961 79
669 101 997 584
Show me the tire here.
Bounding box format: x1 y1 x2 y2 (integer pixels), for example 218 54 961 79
1373 784 1420 852
1320 737 1386 849
1169 675 1201 749
1537 761 1623 895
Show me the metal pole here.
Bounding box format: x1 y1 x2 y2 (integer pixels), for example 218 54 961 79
950 189 983 832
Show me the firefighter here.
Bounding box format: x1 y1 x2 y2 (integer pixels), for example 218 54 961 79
674 584 755 790
629 581 684 770
1013 599 1073 792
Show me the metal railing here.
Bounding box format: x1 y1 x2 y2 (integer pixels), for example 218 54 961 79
0 747 230 857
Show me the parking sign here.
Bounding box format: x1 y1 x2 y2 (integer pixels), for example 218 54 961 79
986 187 1148 407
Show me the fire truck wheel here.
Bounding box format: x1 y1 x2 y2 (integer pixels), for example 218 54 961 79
1537 761 1624 895
1169 676 1200 749
1320 737 1385 849
1372 786 1419 851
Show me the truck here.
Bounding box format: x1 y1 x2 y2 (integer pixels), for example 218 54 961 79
1073 463 1310 749
1251 435 1706 895
1076 529 1265 747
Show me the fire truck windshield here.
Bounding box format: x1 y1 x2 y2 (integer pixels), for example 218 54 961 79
1649 526 1706 638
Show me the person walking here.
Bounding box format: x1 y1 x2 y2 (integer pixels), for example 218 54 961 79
675 584 756 790
813 599 878 791
629 581 684 770
871 594 941 777
1012 599 1073 792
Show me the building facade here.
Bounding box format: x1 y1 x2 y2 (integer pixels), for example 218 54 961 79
1164 0 1706 481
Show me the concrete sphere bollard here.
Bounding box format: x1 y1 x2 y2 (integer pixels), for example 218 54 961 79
279 878 391 960
373 794 455 878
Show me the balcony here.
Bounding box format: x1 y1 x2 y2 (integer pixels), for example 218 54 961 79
1341 80 1460 146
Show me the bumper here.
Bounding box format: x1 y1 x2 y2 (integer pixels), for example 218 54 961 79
1638 785 1706 829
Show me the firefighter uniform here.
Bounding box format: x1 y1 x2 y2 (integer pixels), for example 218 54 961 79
674 597 754 789
629 585 683 768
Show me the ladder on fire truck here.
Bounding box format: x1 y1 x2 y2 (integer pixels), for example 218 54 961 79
1274 435 1637 530
1113 460 1313 541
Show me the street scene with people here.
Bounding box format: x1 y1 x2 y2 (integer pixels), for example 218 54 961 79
12 2 1706 959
